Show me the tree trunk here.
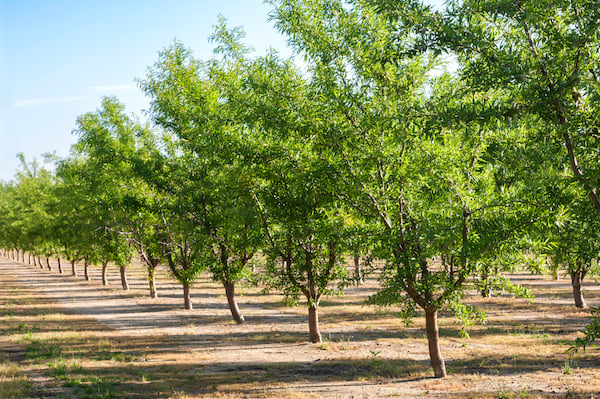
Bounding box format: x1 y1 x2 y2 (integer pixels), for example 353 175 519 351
308 303 322 343
28 252 32 264
224 281 245 323
102 261 109 286
71 259 77 277
148 265 157 298
571 270 587 309
183 283 192 310
480 266 491 297
354 254 363 285
120 266 129 290
37 256 44 269
57 258 63 274
549 259 559 280
46 257 52 271
425 307 447 378
84 257 91 281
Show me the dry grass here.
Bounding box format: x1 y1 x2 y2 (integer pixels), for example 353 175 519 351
0 359 31 399
0 257 599 398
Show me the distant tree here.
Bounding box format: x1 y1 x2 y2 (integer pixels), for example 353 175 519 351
73 97 163 294
10 154 57 270
0 182 20 259
541 197 600 309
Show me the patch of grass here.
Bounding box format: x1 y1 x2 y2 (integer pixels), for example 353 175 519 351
24 338 63 361
508 326 551 340
47 359 84 380
317 333 353 351
74 375 118 399
0 361 32 399
495 388 531 399
12 323 40 335
94 350 136 363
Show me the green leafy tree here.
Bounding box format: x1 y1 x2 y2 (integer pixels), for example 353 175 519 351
266 0 538 377
541 198 600 309
142 141 209 311
0 182 21 260
251 134 352 343
10 155 58 269
53 157 102 279
140 32 264 321
390 0 600 349
73 97 163 294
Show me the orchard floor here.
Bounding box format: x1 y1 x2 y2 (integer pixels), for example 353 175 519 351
0 256 599 399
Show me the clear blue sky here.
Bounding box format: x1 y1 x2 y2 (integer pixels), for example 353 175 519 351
0 0 291 182
0 0 442 182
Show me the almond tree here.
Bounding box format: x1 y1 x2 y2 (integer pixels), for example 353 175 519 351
140 33 264 321
73 97 165 295
7 155 56 267
267 0 537 377
541 195 600 309
53 156 133 285
385 0 600 350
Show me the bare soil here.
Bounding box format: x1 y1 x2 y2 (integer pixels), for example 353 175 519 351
1 256 599 398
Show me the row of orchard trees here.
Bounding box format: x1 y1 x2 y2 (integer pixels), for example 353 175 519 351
0 153 135 286
2 0 600 378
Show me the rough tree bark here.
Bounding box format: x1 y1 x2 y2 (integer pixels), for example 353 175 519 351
183 283 192 310
84 257 91 281
308 303 322 343
120 266 129 290
354 253 363 285
148 265 158 298
224 281 245 323
425 307 447 378
571 269 587 309
480 266 491 298
102 261 109 286
70 259 77 277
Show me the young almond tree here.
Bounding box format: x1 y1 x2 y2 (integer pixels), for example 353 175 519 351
389 0 600 350
73 97 165 295
541 196 600 309
140 32 264 322
267 0 538 377
232 52 357 342
9 154 56 269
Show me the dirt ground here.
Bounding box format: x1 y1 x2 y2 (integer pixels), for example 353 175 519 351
1 256 599 398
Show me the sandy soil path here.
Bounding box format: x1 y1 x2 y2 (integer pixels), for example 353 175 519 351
1 256 599 398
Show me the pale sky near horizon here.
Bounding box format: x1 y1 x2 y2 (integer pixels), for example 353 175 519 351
0 0 443 183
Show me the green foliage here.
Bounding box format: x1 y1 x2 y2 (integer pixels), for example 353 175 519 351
269 0 536 322
570 307 600 353
4 0 600 380
140 37 263 291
